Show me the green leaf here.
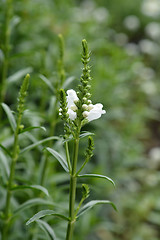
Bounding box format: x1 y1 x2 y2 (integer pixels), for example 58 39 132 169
14 198 54 215
0 144 12 157
7 67 33 84
26 210 69 225
79 132 95 139
77 200 117 218
0 151 10 179
39 74 54 93
36 220 57 240
1 103 16 132
63 132 94 143
19 126 46 134
20 136 59 154
78 174 115 187
62 76 75 89
11 184 49 196
46 147 69 172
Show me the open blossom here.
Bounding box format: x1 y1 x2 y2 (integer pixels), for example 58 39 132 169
62 89 106 122
83 103 106 122
66 89 79 121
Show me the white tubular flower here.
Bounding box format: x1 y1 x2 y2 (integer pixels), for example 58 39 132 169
84 103 106 122
66 89 79 108
67 109 77 121
66 89 79 121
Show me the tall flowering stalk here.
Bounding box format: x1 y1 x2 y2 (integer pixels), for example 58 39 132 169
2 74 30 240
40 34 66 186
27 40 116 240
0 0 12 118
59 40 113 240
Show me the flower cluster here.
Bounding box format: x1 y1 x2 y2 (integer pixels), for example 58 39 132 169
64 89 106 122
59 39 106 137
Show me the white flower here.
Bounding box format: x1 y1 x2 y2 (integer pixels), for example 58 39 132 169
67 109 77 121
83 103 106 122
66 89 79 108
66 89 79 121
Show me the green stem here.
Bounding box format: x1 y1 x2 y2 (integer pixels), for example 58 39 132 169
76 156 89 176
66 137 79 240
65 141 71 173
2 114 21 240
39 99 58 186
0 0 12 118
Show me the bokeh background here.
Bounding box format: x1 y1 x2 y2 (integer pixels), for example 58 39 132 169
0 0 160 239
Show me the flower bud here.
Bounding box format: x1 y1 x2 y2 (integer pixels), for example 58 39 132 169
70 105 78 111
88 104 94 110
82 104 88 110
83 111 89 118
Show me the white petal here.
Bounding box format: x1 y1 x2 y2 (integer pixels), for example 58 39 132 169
87 103 106 122
87 111 101 121
66 89 79 108
67 109 77 121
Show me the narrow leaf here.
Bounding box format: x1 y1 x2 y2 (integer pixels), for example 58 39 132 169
0 151 10 178
63 132 94 143
39 74 54 93
46 147 69 172
14 198 54 215
0 144 12 157
36 220 57 240
7 67 33 84
1 103 16 131
11 184 49 196
26 209 69 225
62 76 75 89
19 126 46 134
77 200 117 217
20 136 59 154
78 174 115 187
79 132 95 139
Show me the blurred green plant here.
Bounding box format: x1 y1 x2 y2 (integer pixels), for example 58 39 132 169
0 0 160 239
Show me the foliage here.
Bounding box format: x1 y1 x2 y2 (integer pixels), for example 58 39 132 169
0 0 160 240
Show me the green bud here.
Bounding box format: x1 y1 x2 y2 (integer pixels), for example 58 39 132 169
82 39 88 56
82 184 90 199
17 74 30 115
58 34 64 61
85 136 94 159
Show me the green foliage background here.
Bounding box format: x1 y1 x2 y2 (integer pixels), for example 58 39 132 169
0 0 160 239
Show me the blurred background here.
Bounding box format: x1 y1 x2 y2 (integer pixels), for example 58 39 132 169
0 0 160 239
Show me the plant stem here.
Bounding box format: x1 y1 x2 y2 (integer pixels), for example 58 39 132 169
39 99 58 186
66 137 79 240
2 113 21 240
0 0 12 118
65 141 71 173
